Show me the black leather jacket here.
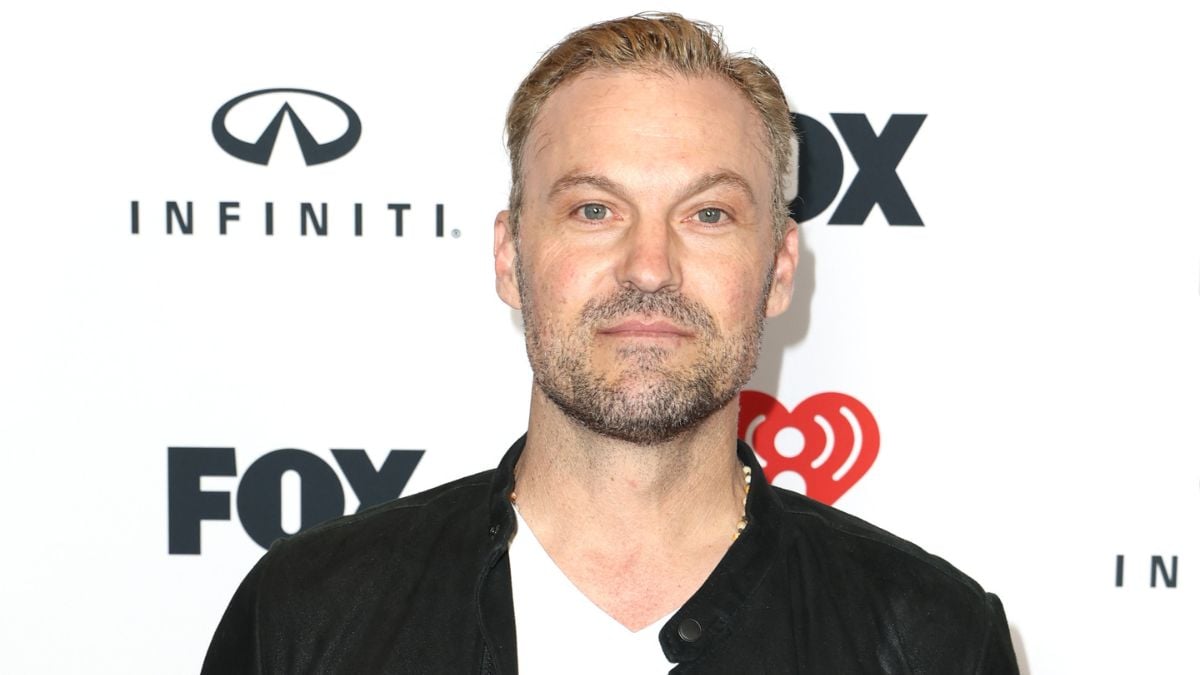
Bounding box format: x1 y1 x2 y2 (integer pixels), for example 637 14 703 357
202 436 1019 673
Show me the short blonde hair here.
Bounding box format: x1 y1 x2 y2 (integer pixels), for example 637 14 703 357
504 12 795 243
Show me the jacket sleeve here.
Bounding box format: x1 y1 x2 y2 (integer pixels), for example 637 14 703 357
200 551 272 675
975 592 1021 675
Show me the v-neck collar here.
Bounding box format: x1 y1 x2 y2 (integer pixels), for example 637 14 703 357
482 434 785 665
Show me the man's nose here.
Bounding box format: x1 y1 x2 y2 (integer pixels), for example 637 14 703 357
615 216 682 294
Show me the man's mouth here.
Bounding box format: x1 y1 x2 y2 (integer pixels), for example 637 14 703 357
596 318 695 338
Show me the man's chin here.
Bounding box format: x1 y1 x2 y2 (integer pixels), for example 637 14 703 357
560 404 702 446
537 376 735 446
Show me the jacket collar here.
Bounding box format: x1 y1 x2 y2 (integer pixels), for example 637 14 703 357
475 437 524 675
480 434 784 667
659 439 784 663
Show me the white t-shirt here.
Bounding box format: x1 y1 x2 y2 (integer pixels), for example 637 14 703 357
508 508 676 674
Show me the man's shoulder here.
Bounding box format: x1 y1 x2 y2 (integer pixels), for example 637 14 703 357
766 487 1017 671
202 470 502 673
769 485 991 601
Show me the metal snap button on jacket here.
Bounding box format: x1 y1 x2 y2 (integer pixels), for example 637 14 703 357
677 618 702 642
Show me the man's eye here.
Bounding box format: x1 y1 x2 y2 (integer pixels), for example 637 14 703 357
578 204 609 220
696 207 726 224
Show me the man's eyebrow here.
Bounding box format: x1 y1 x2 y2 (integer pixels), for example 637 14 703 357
547 173 630 202
681 171 758 206
548 170 758 206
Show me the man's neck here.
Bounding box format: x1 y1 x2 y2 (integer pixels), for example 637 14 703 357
511 388 747 630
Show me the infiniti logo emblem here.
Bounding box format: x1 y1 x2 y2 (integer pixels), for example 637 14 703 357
212 88 361 166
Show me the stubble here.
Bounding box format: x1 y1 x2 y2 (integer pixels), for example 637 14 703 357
517 254 773 445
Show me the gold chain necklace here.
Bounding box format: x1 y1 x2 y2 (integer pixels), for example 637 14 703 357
734 462 751 541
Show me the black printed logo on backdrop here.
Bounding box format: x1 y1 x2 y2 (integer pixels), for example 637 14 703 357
1110 477 1196 590
168 446 424 554
789 113 925 226
132 86 449 238
212 88 361 166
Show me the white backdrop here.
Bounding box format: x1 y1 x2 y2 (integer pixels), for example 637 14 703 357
1 2 1197 673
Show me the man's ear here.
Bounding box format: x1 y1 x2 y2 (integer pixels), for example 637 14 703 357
494 210 522 310
765 219 800 318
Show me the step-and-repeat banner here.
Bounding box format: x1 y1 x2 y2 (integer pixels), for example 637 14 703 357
2 2 1196 673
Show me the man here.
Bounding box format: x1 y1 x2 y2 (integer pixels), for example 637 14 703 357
203 13 1018 674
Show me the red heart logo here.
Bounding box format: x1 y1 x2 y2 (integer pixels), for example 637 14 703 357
737 391 879 505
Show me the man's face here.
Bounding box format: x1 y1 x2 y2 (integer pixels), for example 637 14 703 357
494 70 798 445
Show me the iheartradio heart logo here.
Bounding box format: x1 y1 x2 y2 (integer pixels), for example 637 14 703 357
738 390 880 505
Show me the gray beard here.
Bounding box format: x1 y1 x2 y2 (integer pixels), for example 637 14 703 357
517 257 771 445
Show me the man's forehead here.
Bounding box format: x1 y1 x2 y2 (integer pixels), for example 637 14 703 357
523 69 774 194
